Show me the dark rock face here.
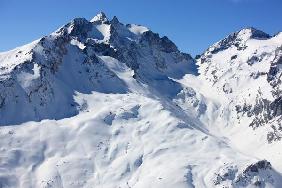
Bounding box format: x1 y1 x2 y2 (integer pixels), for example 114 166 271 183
249 28 271 39
214 160 276 187
55 18 93 41
140 31 178 53
69 18 93 38
268 66 279 82
236 160 273 187
116 44 140 70
247 55 260 65
267 46 282 86
244 160 271 174
231 55 237 60
85 40 117 57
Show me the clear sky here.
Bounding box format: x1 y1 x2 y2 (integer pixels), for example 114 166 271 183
0 0 281 56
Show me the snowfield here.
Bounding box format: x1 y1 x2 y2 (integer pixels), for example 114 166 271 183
0 13 282 188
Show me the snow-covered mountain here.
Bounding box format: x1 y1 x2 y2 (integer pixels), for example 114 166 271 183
0 12 282 188
197 28 282 140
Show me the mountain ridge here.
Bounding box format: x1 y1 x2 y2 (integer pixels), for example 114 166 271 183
0 12 282 188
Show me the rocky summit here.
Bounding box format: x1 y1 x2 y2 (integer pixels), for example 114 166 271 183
0 12 282 188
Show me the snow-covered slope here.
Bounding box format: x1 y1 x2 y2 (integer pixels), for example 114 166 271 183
178 27 282 181
0 13 282 188
197 28 282 136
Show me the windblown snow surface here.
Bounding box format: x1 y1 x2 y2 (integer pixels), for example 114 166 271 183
0 13 282 188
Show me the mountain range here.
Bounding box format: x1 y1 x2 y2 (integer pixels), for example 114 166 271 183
0 12 282 188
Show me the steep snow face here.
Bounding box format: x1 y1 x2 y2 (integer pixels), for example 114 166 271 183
0 40 39 79
0 13 282 188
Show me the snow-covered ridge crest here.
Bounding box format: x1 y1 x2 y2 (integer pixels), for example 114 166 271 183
202 27 271 56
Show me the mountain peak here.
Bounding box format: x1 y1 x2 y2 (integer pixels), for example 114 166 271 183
90 12 108 23
110 16 121 25
236 27 270 40
205 27 271 54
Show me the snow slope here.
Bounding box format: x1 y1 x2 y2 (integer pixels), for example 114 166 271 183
186 28 282 174
0 13 282 188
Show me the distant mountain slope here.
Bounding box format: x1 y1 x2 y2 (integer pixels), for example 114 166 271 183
0 13 282 188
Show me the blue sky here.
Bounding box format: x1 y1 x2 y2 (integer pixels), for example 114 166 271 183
0 0 281 56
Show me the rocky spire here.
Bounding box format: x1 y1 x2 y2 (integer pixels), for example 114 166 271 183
90 12 109 24
110 16 121 25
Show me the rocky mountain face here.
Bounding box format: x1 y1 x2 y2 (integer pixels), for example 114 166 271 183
0 13 282 188
0 12 196 125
